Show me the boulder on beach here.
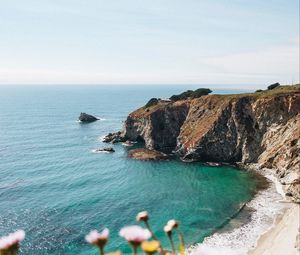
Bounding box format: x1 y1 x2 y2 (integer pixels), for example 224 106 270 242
128 148 169 160
78 112 98 123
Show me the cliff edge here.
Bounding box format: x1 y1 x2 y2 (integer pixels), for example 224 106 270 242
104 85 300 202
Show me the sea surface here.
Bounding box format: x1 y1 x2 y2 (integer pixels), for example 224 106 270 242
0 85 261 254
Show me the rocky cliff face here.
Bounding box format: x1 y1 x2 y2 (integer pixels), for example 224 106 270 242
122 100 190 153
104 85 300 202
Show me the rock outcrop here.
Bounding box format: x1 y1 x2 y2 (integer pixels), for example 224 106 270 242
103 131 126 143
104 85 300 202
79 112 98 123
104 100 190 152
95 147 115 153
128 148 169 160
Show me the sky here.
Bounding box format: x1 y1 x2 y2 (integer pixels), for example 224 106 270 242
0 0 299 88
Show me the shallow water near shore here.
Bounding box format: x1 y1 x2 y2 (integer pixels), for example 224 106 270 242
189 171 286 255
0 85 261 254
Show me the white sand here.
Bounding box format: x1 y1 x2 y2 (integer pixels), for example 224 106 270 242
248 203 300 255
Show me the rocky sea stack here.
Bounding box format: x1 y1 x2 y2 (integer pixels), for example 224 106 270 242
104 85 300 202
78 112 98 123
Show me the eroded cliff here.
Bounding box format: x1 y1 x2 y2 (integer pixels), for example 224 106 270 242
104 85 300 202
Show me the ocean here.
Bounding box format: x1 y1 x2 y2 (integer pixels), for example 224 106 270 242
0 85 262 254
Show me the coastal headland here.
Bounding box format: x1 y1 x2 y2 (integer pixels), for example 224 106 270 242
104 84 300 253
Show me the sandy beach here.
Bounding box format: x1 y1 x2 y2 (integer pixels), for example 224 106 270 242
248 202 300 255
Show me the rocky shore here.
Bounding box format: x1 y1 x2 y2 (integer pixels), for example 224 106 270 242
104 84 300 202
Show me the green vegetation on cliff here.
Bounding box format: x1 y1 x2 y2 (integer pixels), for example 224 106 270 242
169 88 212 101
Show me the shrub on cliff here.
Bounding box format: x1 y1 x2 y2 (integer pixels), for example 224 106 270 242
267 83 280 90
191 88 212 98
170 88 212 101
170 90 193 101
144 98 159 108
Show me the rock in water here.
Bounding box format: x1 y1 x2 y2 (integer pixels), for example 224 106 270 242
128 148 169 160
78 112 98 123
95 147 115 153
103 131 126 143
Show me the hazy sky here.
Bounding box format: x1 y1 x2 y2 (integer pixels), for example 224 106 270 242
0 0 299 88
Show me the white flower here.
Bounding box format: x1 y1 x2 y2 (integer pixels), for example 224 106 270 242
0 230 25 251
85 228 109 245
119 225 151 244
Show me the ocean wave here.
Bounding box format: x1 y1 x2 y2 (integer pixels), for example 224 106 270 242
188 169 287 255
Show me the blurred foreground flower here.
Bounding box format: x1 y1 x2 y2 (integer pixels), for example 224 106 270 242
136 211 149 222
167 220 185 255
119 225 151 255
84 213 185 255
105 251 122 255
0 230 25 255
136 211 159 240
164 225 176 255
141 240 160 255
85 228 109 255
136 211 165 254
167 220 178 229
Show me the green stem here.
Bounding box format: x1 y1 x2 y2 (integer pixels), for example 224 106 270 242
144 221 165 255
167 234 176 255
177 230 185 248
132 245 137 255
145 222 158 240
98 246 104 255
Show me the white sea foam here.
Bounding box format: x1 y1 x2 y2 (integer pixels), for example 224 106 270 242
99 135 107 142
121 142 134 147
188 169 287 255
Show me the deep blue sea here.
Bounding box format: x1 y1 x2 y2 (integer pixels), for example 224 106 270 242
0 85 259 254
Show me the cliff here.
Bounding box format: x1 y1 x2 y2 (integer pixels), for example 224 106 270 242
104 85 300 202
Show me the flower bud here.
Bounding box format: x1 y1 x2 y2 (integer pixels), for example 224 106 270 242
167 219 179 229
136 211 149 222
163 225 172 235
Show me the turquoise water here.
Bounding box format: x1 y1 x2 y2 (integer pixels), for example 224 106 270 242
0 85 258 254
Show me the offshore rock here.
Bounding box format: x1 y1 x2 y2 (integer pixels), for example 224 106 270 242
95 147 115 153
79 112 98 123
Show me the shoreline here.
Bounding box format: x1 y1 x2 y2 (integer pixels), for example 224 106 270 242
247 168 300 255
189 168 298 255
248 202 299 255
